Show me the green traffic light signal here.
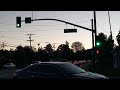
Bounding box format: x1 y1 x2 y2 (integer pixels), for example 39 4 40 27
16 17 21 28
17 24 20 27
96 42 100 46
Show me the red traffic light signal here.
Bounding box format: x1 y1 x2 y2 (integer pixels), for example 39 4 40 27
96 50 100 54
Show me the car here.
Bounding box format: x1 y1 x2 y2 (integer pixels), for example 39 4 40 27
33 61 41 64
2 63 16 69
13 62 109 79
50 58 68 62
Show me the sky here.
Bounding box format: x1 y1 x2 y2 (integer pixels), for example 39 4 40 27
0 11 119 50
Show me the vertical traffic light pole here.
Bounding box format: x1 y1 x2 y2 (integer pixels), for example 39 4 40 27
94 11 97 71
91 19 94 52
91 19 95 71
94 11 97 43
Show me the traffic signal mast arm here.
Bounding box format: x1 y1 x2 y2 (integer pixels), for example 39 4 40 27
21 18 93 32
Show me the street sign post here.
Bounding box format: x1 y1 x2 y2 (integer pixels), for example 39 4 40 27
64 29 77 33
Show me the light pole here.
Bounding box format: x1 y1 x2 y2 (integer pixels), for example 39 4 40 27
93 11 97 71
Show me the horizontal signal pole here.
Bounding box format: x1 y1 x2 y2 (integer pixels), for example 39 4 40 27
21 18 93 32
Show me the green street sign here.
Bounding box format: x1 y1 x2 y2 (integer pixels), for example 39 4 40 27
64 29 77 33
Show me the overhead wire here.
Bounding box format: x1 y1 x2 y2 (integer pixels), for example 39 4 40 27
96 21 109 35
1 36 27 41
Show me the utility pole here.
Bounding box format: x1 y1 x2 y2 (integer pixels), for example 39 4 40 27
91 19 94 51
0 42 8 49
94 11 97 40
0 42 5 49
108 11 113 38
91 19 95 70
94 11 97 71
26 34 35 48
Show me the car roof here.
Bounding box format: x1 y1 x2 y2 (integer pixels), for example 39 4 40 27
32 61 69 65
50 58 67 62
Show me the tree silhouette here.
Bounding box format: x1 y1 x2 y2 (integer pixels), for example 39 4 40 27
65 40 69 46
56 44 74 61
71 41 85 52
12 45 36 68
44 44 53 53
116 30 120 46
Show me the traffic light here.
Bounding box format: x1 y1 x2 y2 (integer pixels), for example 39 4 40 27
16 17 21 28
96 41 101 47
96 50 100 55
25 17 31 23
95 36 102 48
95 36 102 56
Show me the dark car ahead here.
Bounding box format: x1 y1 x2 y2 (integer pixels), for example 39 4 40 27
13 62 108 79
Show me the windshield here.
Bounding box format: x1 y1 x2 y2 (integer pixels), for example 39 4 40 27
58 63 86 74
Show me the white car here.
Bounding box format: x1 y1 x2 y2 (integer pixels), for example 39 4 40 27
2 63 16 69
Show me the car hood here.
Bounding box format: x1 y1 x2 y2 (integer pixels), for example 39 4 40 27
71 72 107 79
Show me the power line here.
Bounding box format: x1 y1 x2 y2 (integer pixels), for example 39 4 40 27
96 22 109 34
0 42 18 49
0 23 65 26
1 36 26 41
0 28 65 32
75 20 91 23
0 30 35 32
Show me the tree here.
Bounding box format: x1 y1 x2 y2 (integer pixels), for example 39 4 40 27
13 45 36 68
106 34 114 50
44 44 53 53
56 44 73 60
65 41 69 46
116 30 120 46
71 41 85 52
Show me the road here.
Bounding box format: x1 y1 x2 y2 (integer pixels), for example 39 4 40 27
0 68 19 79
0 67 120 79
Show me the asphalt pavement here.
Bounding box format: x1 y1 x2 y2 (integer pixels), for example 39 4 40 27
0 68 19 79
0 67 120 79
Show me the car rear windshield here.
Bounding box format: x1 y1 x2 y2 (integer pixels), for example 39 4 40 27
58 63 86 74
